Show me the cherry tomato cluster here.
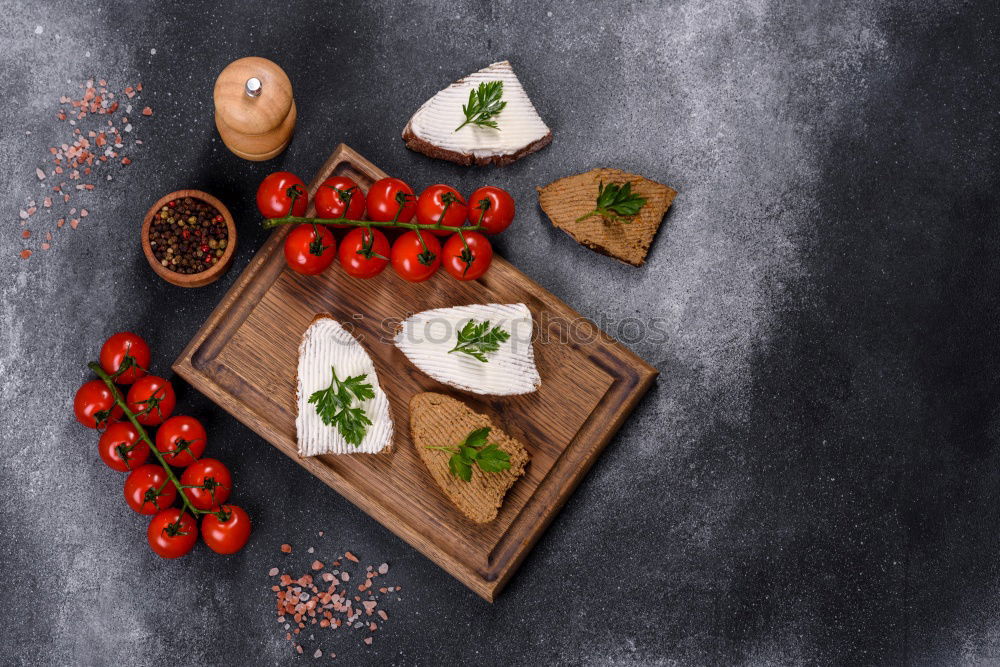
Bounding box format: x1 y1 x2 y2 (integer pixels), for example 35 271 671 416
73 332 251 559
256 172 515 283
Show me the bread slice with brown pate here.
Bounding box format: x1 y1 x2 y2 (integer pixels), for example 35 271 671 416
537 168 677 266
409 392 529 523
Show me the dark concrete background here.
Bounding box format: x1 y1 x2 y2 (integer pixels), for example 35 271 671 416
2 1 999 664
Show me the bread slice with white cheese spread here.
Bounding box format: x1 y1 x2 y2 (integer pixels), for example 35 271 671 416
393 303 540 396
402 61 552 167
296 315 393 456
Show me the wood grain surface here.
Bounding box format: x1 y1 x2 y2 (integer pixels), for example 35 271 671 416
173 144 659 601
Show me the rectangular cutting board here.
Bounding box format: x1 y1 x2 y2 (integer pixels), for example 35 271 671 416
173 144 658 601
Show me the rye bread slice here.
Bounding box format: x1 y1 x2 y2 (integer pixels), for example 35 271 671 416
537 168 677 266
402 128 552 167
409 392 529 523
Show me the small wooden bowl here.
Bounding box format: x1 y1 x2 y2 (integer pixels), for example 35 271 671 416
141 190 236 287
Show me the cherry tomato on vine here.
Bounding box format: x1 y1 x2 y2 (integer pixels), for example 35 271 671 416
126 375 176 426
284 224 336 275
99 332 151 385
391 231 441 282
366 177 416 223
201 505 252 555
257 172 308 219
443 231 493 281
180 458 232 510
315 176 366 227
467 186 515 234
124 464 177 515
416 184 467 235
98 422 150 472
155 415 207 467
74 380 122 430
147 508 198 559
338 227 390 279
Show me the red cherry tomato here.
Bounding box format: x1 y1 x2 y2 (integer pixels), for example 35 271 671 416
283 224 336 275
443 231 493 281
338 227 390 279
147 508 198 559
155 415 207 467
366 178 416 223
99 332 151 385
256 172 307 218
391 231 441 282
314 176 366 227
201 505 252 555
126 375 176 426
180 458 232 510
74 380 122 430
416 184 467 235
467 186 515 234
124 464 177 515
98 422 150 472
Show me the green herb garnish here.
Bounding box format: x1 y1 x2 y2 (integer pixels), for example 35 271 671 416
308 367 375 447
454 80 506 132
448 319 510 363
575 181 647 224
425 427 512 482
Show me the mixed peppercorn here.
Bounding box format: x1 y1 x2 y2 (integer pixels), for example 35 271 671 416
149 197 228 274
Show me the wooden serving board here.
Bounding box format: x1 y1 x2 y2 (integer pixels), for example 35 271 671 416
173 144 658 601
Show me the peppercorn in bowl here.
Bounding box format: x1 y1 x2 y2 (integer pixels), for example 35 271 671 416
141 190 236 287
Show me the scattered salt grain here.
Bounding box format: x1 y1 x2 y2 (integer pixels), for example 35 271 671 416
35 168 46 180
150 48 157 55
313 649 322 658
269 567 279 576
378 563 388 575
308 547 315 554
363 637 372 646
34 25 43 34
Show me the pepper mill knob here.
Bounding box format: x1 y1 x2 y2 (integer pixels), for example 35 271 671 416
214 57 296 161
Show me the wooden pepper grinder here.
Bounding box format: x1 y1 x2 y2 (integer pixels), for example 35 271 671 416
214 57 296 161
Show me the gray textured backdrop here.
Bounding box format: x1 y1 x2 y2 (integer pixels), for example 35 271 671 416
2 1 999 664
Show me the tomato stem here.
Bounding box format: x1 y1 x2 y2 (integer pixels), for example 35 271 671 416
88 362 206 518
262 215 484 233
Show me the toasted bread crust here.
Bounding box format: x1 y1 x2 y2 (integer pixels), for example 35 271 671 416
409 392 528 523
537 168 677 266
402 124 552 167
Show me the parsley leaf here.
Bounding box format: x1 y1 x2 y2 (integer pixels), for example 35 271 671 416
307 367 374 447
575 181 648 224
448 319 511 363
425 427 511 482
454 80 507 132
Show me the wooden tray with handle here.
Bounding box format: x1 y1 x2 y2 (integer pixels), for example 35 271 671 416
173 144 658 601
